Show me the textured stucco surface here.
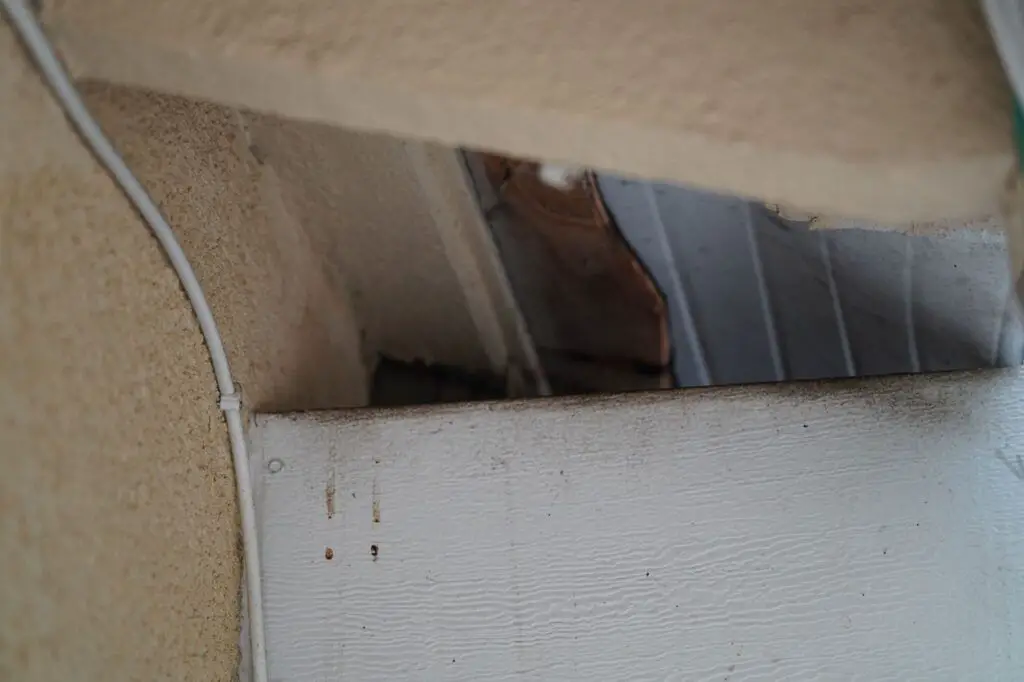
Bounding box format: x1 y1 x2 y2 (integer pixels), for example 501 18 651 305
80 83 369 412
44 0 1014 222
1 19 366 680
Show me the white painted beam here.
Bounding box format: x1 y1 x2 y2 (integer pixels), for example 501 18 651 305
251 371 1024 680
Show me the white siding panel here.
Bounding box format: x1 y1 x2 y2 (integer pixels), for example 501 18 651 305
598 177 1024 385
252 371 1024 681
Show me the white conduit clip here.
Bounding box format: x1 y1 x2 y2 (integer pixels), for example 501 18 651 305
1 3 269 681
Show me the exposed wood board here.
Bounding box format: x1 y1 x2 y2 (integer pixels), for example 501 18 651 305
45 0 1012 223
467 154 670 393
251 371 1024 681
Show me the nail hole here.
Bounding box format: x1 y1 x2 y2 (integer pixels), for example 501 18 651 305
268 458 284 474
325 547 334 560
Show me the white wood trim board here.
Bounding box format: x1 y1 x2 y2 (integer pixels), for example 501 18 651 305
250 370 1024 680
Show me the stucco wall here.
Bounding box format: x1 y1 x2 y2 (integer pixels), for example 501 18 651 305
43 0 1013 224
1 20 367 680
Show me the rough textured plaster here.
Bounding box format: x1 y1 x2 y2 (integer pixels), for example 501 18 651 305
81 83 369 412
1 21 366 681
44 0 1014 222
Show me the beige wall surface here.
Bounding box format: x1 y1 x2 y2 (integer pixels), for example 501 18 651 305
45 0 1013 223
1 19 366 681
244 117 498 373
80 83 369 412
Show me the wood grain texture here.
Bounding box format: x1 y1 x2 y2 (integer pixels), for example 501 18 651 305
477 154 671 393
45 0 1013 222
252 371 1024 681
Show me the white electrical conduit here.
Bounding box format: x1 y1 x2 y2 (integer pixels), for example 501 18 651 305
1 3 269 681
